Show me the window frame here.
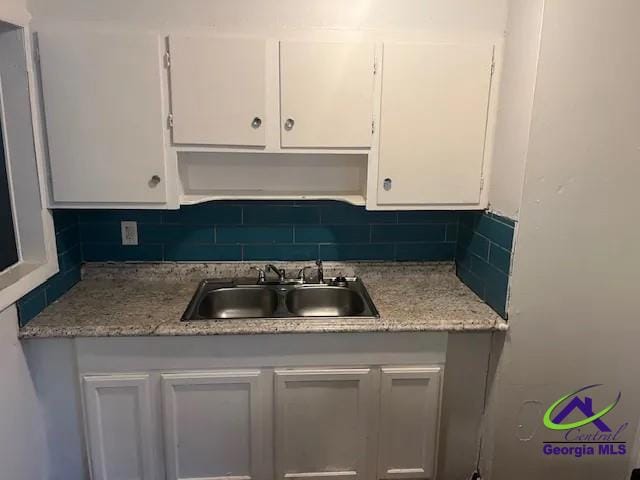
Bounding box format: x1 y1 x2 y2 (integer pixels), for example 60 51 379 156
0 16 58 312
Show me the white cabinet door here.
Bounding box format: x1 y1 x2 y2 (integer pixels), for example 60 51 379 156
83 374 155 480
274 368 374 480
161 371 265 480
169 36 266 146
377 367 442 480
38 31 167 204
377 43 494 206
279 41 375 148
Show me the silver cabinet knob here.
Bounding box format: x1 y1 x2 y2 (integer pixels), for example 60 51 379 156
284 118 295 131
149 175 161 188
251 117 262 129
383 178 392 191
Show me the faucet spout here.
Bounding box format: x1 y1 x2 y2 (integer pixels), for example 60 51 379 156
265 264 286 282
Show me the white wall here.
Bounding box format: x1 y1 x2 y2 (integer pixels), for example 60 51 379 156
0 0 30 26
488 0 544 220
0 305 48 480
0 305 86 480
23 337 88 480
484 1 640 478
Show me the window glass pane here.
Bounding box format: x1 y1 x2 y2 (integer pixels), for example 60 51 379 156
0 117 19 271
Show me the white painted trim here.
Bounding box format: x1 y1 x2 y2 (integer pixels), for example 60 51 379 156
0 24 58 312
0 261 57 311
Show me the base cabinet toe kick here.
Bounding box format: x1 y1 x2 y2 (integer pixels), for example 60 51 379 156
75 333 446 480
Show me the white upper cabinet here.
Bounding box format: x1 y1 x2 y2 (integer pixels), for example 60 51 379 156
38 31 167 204
279 41 375 148
376 43 495 206
168 36 267 147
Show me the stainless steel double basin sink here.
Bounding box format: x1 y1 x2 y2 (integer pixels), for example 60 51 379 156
182 278 379 321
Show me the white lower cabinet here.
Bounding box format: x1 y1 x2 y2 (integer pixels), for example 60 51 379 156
378 367 442 480
82 374 156 480
82 366 441 480
274 368 374 480
161 371 265 480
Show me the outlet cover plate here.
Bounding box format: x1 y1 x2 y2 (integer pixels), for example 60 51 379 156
121 221 138 245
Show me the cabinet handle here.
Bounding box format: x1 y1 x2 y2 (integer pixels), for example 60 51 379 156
251 117 262 129
383 178 392 191
284 118 295 131
149 175 161 188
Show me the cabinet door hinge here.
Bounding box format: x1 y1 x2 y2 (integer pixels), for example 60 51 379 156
371 120 375 134
373 61 377 75
167 114 174 128
480 176 485 191
163 51 171 68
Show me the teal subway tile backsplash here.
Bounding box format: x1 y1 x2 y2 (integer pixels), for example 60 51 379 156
371 224 446 243
139 224 214 243
456 211 515 318
319 243 396 261
83 244 164 262
17 210 82 326
244 244 319 261
162 203 241 224
77 201 458 264
396 242 456 261
17 201 514 325
243 205 320 224
164 244 241 261
294 225 370 243
318 203 397 224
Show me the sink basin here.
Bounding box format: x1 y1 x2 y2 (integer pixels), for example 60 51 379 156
285 286 365 317
182 278 378 321
197 287 278 319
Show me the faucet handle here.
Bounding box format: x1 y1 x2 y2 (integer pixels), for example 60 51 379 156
250 266 266 283
297 265 314 283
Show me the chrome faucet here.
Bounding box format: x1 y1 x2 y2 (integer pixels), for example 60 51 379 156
252 262 323 284
265 264 286 283
316 260 324 284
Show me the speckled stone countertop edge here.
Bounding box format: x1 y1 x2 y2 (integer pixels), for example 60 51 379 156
19 320 509 339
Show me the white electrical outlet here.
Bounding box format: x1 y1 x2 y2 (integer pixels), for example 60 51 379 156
121 221 138 245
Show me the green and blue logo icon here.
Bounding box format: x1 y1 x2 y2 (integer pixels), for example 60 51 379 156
543 384 621 432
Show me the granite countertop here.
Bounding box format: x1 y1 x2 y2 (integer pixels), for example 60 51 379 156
18 262 507 338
